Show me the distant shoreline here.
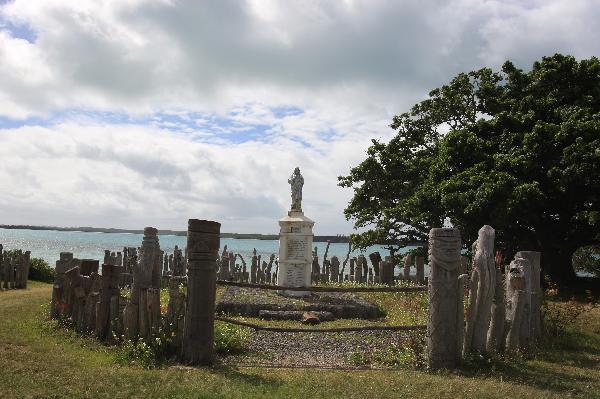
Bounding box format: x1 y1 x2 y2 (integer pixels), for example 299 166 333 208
0 224 351 243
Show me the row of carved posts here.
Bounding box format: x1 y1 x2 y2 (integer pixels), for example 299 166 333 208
427 226 543 369
47 221 543 370
49 220 219 366
0 245 31 290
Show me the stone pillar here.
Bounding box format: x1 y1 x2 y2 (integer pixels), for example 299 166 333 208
516 251 542 341
464 225 496 354
277 210 314 296
427 228 462 370
181 219 220 365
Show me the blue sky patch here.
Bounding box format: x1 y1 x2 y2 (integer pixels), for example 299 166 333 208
0 11 36 43
0 105 312 145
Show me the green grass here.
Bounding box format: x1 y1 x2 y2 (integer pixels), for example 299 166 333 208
0 282 598 398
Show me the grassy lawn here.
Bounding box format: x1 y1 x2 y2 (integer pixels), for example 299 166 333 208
0 282 598 398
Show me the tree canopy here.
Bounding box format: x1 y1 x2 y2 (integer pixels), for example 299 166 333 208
339 54 600 284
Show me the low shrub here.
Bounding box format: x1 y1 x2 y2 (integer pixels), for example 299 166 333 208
543 299 587 339
29 257 55 283
214 321 250 355
115 328 175 369
347 335 425 369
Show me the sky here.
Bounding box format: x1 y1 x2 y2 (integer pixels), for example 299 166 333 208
0 0 598 234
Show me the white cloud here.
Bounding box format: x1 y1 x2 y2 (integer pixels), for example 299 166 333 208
0 120 385 233
0 0 598 233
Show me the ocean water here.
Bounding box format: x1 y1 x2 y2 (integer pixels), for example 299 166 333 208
0 228 411 267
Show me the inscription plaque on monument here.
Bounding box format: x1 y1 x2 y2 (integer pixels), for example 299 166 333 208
284 263 309 287
286 239 308 261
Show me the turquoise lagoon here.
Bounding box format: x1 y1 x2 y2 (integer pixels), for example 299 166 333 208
0 228 412 268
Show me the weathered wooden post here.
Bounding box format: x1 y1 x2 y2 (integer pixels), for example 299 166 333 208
486 266 505 353
0 246 3 290
403 253 413 281
330 256 340 283
505 257 527 352
380 256 395 285
181 219 220 365
516 251 542 342
427 228 462 370
464 225 496 354
369 252 381 283
96 262 123 341
251 249 258 283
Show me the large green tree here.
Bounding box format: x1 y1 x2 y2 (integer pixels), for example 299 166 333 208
339 54 600 285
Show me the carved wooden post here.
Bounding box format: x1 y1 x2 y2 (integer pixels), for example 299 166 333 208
403 253 413 281
330 256 340 283
516 251 542 342
457 273 468 358
369 252 381 283
464 225 496 353
181 219 220 365
251 249 258 283
486 266 505 353
427 228 461 370
513 256 532 348
380 256 394 285
354 257 362 283
505 258 527 352
96 263 123 341
167 276 187 352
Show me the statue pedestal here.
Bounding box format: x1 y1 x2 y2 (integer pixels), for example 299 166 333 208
277 209 314 297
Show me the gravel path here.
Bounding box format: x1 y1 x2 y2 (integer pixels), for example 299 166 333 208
220 329 424 369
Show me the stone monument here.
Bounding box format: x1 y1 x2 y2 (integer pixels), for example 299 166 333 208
277 167 315 297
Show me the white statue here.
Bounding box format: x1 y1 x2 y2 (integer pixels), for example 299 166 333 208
288 167 304 211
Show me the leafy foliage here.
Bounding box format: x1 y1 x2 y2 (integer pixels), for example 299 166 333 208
572 245 600 277
340 54 600 284
29 257 55 283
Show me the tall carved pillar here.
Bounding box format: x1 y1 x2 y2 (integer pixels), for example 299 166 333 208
464 225 496 354
181 219 220 365
427 228 462 370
